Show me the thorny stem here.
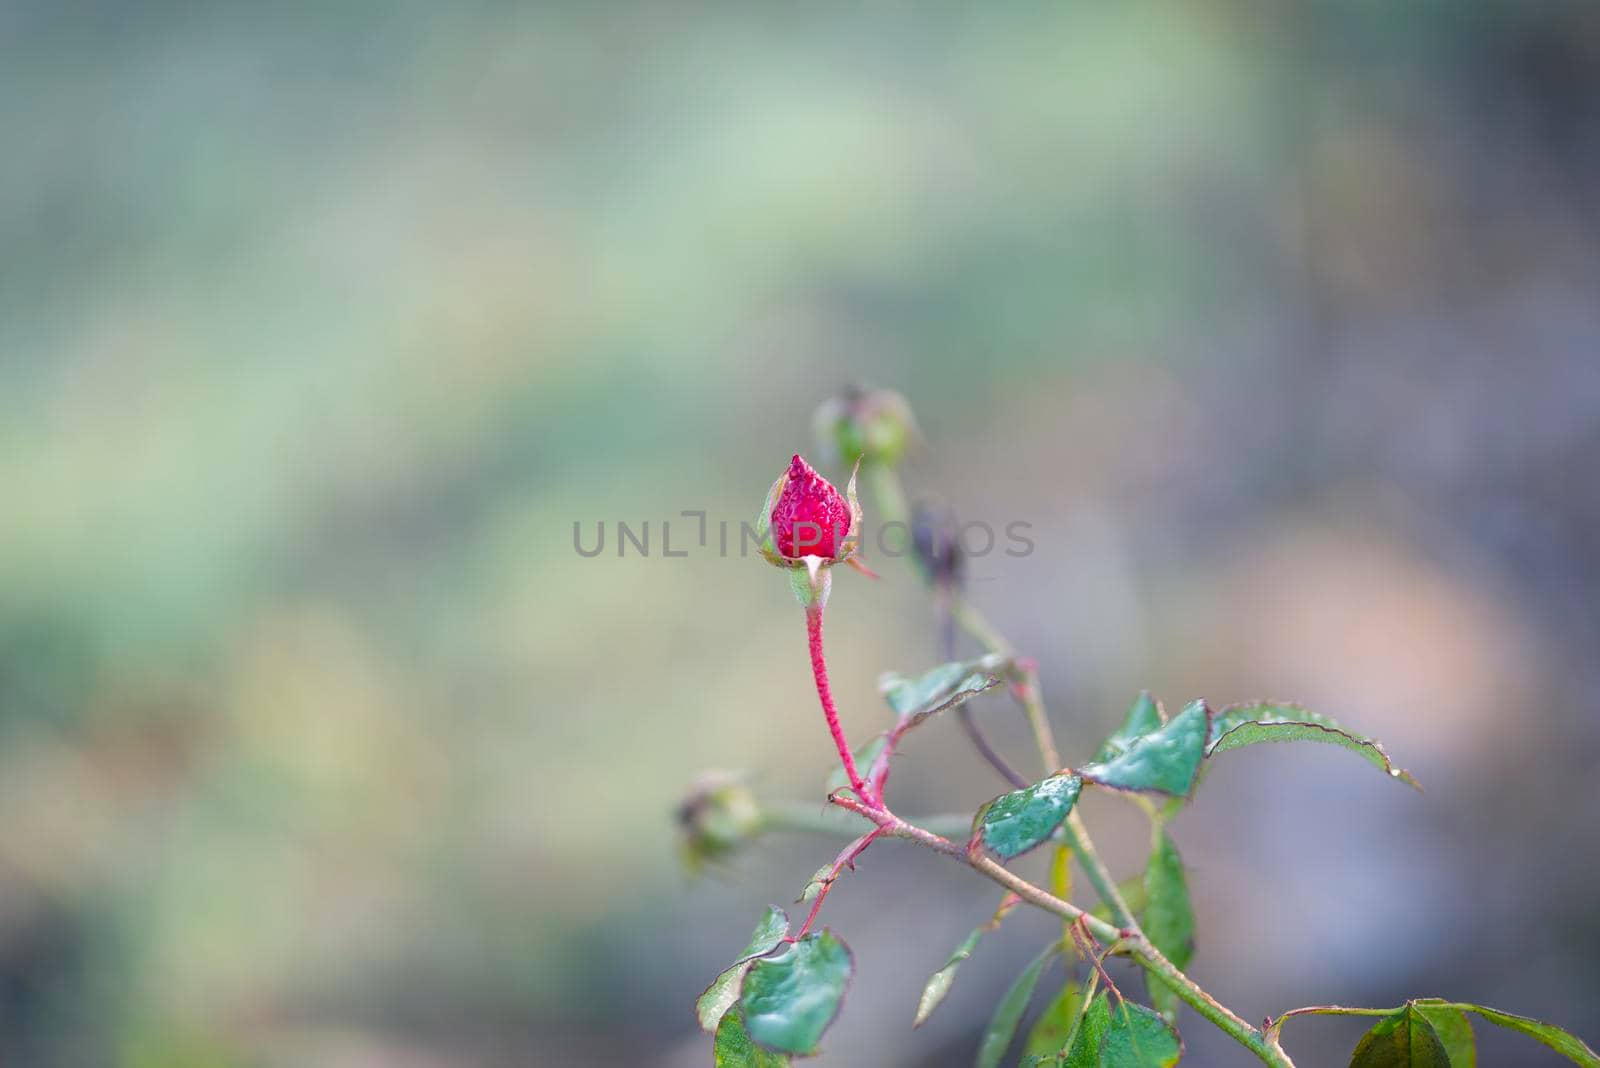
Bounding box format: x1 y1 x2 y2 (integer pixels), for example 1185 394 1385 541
856 465 1294 1062
827 792 1294 1067
806 604 870 803
870 464 1137 929
958 704 1028 789
760 800 971 841
794 828 883 940
941 587 1027 789
867 461 1023 792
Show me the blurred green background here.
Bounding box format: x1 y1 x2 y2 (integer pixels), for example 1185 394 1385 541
4 3 1600 1065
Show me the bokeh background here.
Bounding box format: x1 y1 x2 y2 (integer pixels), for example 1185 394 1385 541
4 3 1600 1065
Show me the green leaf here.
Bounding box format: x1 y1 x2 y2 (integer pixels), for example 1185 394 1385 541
1143 830 1195 1022
796 864 831 905
1350 1005 1451 1067
1411 999 1599 1066
1094 691 1165 762
1088 876 1148 925
1412 1005 1474 1067
879 659 1004 725
1207 702 1420 790
1281 1000 1597 1066
914 894 1019 1029
826 734 887 793
697 906 791 1031
1104 999 1183 1066
1061 993 1111 1067
740 929 853 1056
714 1008 791 1067
975 945 1055 1068
1078 700 1210 797
976 773 1083 860
914 928 983 1028
1023 980 1086 1059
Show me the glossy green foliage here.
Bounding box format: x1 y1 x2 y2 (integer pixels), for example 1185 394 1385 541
1350 1005 1451 1067
697 906 790 1031
1143 830 1195 1021
1208 702 1420 790
1081 695 1420 804
1413 1005 1475 1067
975 945 1055 1068
1078 700 1210 797
1412 1000 1599 1065
714 1008 791 1067
1059 991 1112 1066
1023 981 1085 1060
976 773 1083 859
1283 1000 1597 1067
1094 691 1165 762
740 930 853 1055
1104 1000 1184 1066
1041 994 1181 1067
879 659 1003 725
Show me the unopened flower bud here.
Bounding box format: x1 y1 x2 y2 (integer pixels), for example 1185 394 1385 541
676 772 763 873
772 454 851 559
754 455 865 610
813 386 919 468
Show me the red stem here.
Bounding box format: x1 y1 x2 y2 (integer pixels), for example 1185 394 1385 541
793 827 883 939
806 605 871 803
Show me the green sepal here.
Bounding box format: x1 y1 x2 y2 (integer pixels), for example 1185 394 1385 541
788 561 830 609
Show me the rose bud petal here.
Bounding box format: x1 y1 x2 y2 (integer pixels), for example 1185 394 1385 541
771 454 853 560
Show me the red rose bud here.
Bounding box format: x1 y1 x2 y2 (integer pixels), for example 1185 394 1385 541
755 454 865 608
772 454 852 559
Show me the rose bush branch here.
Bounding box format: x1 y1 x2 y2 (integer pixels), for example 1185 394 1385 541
824 783 1293 1066
685 389 1598 1068
871 460 1139 933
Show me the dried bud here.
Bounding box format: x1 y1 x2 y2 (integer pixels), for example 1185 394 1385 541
754 455 865 609
911 503 964 589
676 772 762 873
813 386 919 468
